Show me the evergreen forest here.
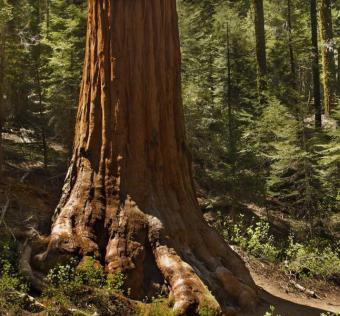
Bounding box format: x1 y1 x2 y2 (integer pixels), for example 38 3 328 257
0 1 339 315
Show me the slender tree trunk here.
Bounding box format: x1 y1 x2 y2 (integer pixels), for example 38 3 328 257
204 3 215 108
36 1 257 315
226 22 236 219
252 0 267 105
320 0 336 116
338 47 340 97
35 0 48 169
287 0 296 86
45 0 50 38
0 27 5 175
227 25 234 157
287 0 303 124
310 0 322 128
37 69 48 169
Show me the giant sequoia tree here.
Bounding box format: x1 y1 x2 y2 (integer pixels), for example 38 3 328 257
36 1 257 314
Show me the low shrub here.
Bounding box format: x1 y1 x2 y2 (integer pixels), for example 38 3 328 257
45 256 127 298
263 305 280 316
106 270 126 293
146 298 175 316
215 214 279 261
214 213 340 281
285 236 340 280
0 239 28 312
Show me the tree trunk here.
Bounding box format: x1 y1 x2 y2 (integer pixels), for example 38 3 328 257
36 1 257 314
338 47 340 97
0 27 5 175
320 0 336 116
226 23 234 161
252 0 267 105
35 0 48 169
225 23 237 220
287 0 297 87
45 0 50 37
310 0 322 128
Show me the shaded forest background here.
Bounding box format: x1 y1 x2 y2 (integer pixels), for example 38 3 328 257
1 0 339 234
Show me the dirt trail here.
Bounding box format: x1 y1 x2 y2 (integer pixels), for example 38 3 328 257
249 270 340 316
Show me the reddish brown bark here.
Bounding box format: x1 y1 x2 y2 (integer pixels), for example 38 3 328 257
36 1 257 314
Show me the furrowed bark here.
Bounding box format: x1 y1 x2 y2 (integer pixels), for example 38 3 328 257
36 1 258 314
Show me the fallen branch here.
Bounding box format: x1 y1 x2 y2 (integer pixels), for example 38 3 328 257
289 280 320 299
16 291 45 310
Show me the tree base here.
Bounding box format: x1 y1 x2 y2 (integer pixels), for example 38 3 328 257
35 194 258 315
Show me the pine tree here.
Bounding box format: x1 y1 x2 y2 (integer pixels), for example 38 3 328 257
43 0 87 151
0 1 13 173
252 0 267 105
320 0 336 116
310 0 322 128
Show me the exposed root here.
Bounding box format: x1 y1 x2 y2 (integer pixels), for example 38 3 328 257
18 239 47 291
35 206 258 315
155 245 221 315
215 266 257 311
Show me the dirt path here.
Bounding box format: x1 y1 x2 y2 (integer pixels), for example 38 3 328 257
249 270 340 316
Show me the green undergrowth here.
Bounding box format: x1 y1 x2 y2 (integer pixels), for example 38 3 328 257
214 213 340 281
0 238 29 313
264 305 281 316
43 256 130 315
0 243 177 316
0 242 136 315
137 298 175 316
1 224 339 315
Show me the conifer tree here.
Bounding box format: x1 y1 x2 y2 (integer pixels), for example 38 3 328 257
43 0 87 151
0 0 13 173
252 0 267 105
310 0 322 128
320 0 336 116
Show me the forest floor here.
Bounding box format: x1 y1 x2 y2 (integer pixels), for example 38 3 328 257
248 257 340 315
0 133 339 316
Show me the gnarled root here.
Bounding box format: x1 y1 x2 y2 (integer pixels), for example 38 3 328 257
150 230 257 314
154 245 220 315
